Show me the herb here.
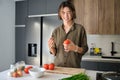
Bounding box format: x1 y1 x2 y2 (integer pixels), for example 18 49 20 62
61 73 90 80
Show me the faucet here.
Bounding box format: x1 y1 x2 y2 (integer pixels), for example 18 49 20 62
111 42 117 56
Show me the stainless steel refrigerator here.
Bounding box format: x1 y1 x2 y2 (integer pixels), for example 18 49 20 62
25 16 62 66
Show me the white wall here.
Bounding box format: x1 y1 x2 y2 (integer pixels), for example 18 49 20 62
87 35 120 56
0 0 15 71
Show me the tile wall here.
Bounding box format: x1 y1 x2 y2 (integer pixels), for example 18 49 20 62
87 35 120 56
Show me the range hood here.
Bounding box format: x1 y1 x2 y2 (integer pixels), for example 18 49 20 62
28 13 58 18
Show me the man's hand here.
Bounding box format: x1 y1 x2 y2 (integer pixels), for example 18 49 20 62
63 39 76 52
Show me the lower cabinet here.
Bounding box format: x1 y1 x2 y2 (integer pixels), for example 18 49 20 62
81 61 120 71
81 61 98 70
98 62 120 71
15 27 26 62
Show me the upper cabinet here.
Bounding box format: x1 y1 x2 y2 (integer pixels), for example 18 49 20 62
73 0 120 34
73 0 99 34
16 0 66 25
46 0 65 14
28 0 46 15
115 0 120 34
84 0 99 34
98 0 114 34
28 0 66 16
15 1 27 25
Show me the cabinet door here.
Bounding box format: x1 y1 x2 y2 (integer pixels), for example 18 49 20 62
46 0 66 14
28 0 66 15
81 61 98 70
73 0 99 34
115 0 120 34
15 1 27 25
98 0 115 34
98 62 120 71
81 61 120 71
73 0 84 26
15 27 25 62
28 0 47 15
84 0 99 34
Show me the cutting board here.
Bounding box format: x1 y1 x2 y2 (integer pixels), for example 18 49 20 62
46 67 85 75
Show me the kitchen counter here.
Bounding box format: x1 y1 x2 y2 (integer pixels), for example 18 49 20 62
82 55 120 63
0 68 99 80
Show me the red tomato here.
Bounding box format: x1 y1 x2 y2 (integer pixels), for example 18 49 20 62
24 66 33 74
24 68 29 74
50 63 55 66
63 39 70 44
48 63 55 70
43 64 49 70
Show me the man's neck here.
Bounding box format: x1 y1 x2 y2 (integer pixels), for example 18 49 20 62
63 20 74 28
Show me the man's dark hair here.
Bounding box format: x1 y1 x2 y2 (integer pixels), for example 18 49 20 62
58 1 76 20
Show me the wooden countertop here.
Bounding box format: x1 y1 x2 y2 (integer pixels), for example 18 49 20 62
46 67 85 75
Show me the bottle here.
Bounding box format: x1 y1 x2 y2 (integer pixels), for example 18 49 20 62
90 43 95 55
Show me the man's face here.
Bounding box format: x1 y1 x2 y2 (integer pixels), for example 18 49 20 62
60 7 73 23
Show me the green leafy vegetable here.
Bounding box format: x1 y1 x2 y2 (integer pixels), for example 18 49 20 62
61 73 90 80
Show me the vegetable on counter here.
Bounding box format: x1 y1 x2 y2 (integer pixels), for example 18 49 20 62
43 63 55 70
61 73 90 80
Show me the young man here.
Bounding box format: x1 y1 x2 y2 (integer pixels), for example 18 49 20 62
48 1 88 68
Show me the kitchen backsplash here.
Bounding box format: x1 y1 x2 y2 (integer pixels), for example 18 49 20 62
87 35 120 55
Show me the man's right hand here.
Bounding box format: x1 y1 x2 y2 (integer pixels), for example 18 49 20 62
48 37 56 55
48 37 55 49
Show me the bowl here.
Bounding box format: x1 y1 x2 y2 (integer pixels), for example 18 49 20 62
29 67 45 78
